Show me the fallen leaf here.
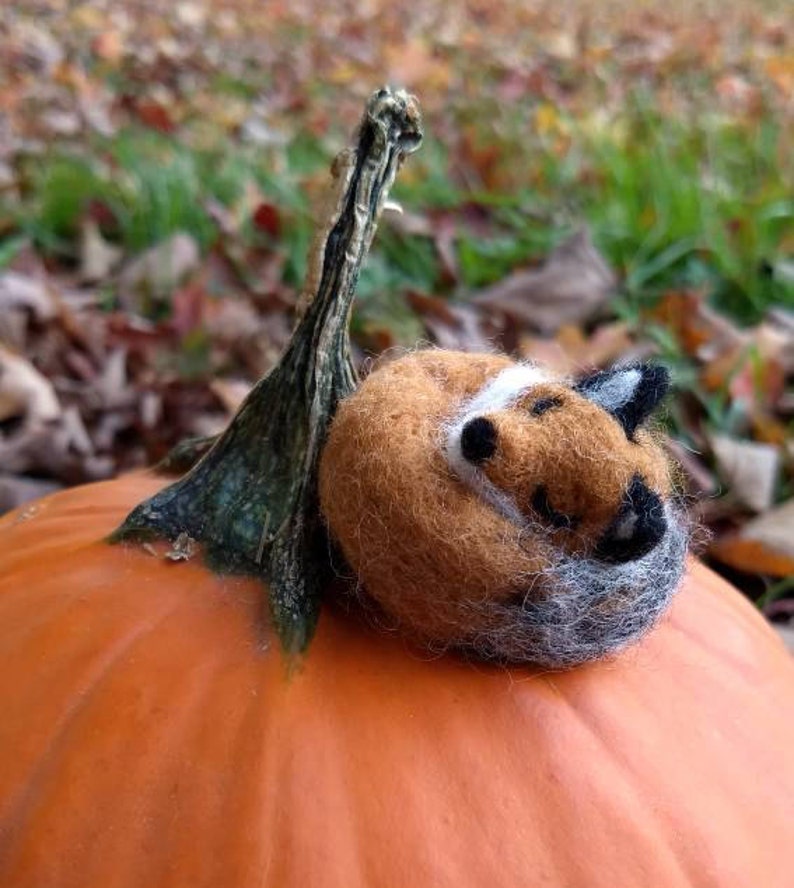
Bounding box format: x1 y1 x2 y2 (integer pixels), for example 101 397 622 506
170 282 209 337
472 227 617 334
0 271 57 322
520 322 638 375
716 74 762 113
210 378 253 414
647 290 745 360
0 161 16 191
765 54 794 96
204 299 290 378
664 439 719 495
252 203 281 239
133 99 176 133
41 109 81 137
93 348 132 409
0 423 113 481
434 214 458 283
13 22 64 74
60 406 94 456
118 233 200 315
0 474 62 514
0 345 60 423
407 292 492 352
763 308 794 373
91 30 124 63
710 433 780 513
384 40 451 91
709 499 794 578
79 218 123 283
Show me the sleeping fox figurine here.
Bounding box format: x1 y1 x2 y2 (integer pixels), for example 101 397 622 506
319 350 688 668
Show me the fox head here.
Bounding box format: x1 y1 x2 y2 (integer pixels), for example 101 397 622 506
444 362 672 564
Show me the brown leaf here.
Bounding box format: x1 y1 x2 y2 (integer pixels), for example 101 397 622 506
709 499 794 578
473 227 617 334
79 218 123 284
0 423 113 482
91 30 124 63
384 40 451 91
0 474 62 515
0 345 60 423
170 282 209 337
709 434 780 513
133 99 176 133
520 322 638 375
647 290 745 359
664 439 719 496
407 292 492 352
252 203 281 239
0 271 58 322
118 233 200 314
210 378 253 415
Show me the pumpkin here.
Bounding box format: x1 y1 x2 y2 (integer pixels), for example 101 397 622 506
1 474 794 887
1 87 793 887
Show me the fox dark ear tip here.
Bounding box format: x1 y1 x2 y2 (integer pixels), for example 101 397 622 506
636 363 672 408
643 363 671 392
575 363 671 438
618 364 670 438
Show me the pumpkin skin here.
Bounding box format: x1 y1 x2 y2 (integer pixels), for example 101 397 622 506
1 474 793 888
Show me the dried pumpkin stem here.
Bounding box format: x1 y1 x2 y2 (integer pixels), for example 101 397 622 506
112 88 423 654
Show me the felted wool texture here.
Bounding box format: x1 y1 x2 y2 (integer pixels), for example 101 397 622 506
470 385 671 555
319 349 687 667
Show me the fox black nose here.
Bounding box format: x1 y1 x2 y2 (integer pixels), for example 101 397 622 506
594 475 667 563
461 417 497 464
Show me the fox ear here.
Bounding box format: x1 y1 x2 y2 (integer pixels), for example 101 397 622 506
576 364 670 438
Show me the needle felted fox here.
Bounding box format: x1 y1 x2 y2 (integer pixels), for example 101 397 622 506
319 350 688 668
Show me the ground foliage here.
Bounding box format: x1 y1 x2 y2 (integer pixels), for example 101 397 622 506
0 0 792 615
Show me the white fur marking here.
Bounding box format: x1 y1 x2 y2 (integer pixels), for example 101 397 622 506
583 368 642 412
444 364 548 525
461 364 549 417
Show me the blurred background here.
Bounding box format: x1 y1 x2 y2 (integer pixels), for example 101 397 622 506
0 1 791 624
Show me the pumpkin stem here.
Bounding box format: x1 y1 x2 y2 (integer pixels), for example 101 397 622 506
111 88 423 654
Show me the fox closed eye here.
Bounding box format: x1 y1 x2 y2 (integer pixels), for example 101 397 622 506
530 397 563 416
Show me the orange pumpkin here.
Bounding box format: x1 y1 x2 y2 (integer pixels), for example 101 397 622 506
2 88 793 888
1 473 794 887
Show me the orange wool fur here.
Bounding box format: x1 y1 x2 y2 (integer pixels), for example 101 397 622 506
319 350 687 667
479 385 671 555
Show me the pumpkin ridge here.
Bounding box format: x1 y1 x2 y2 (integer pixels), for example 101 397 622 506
540 677 704 883
528 656 775 885
666 609 772 681
0 594 183 847
70 649 243 886
0 585 273 886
